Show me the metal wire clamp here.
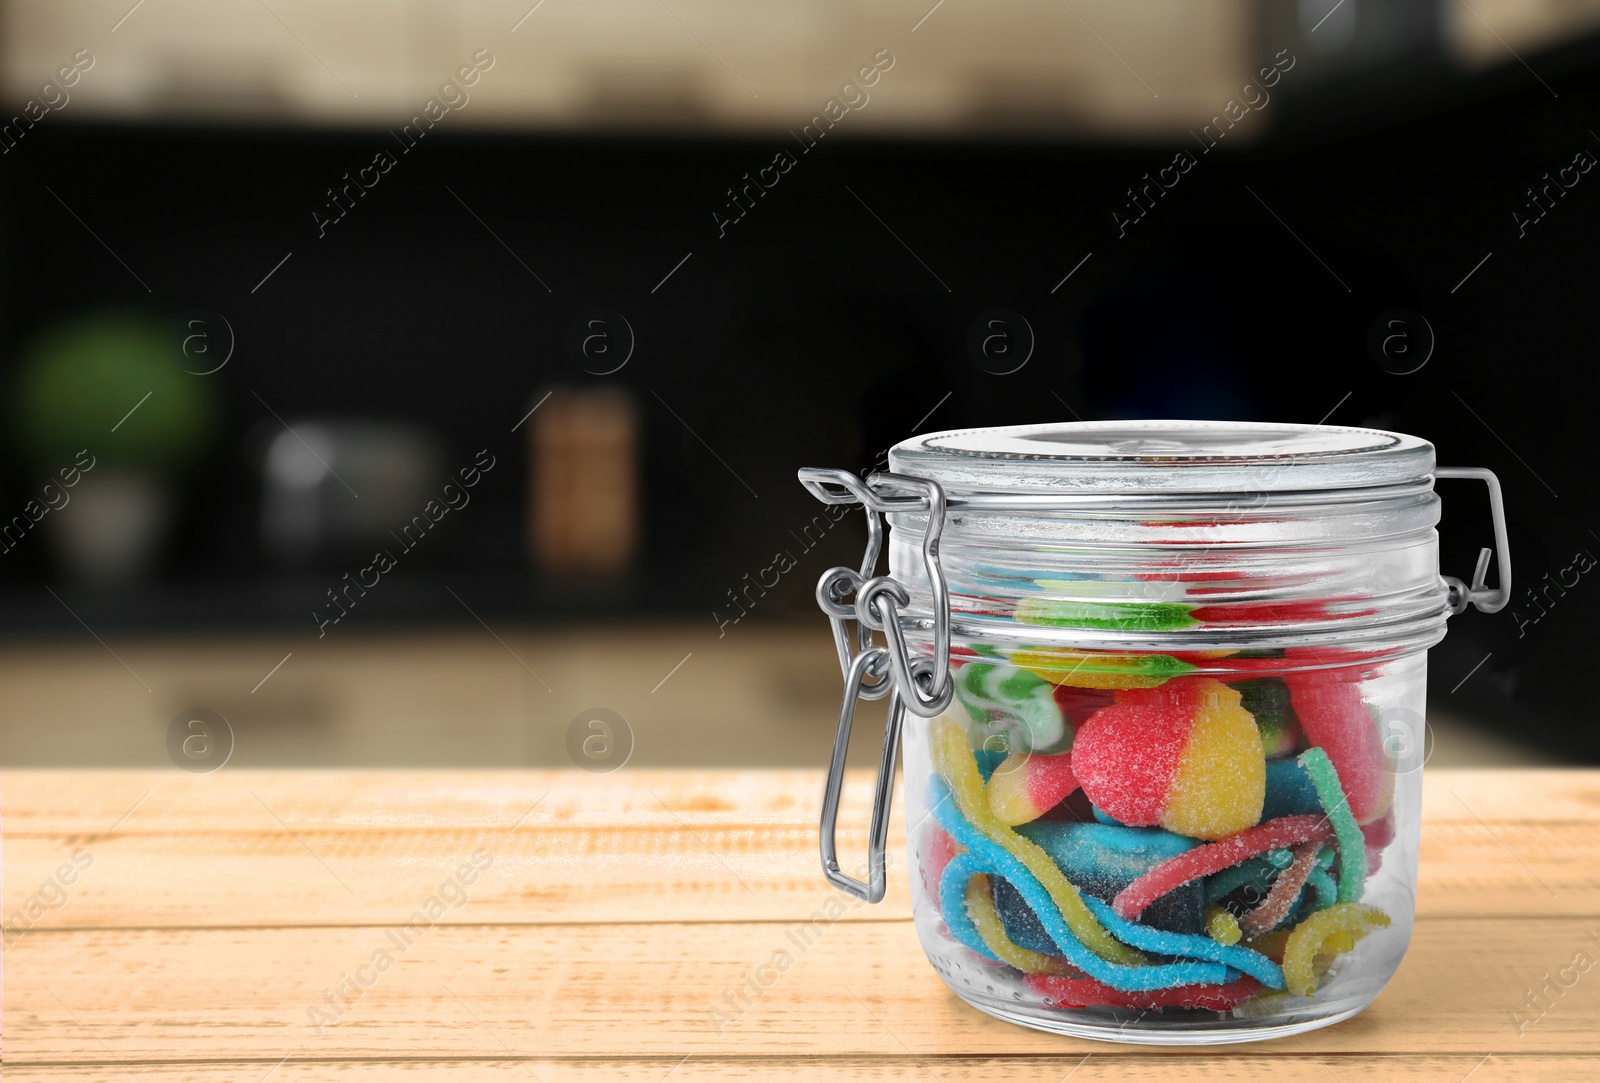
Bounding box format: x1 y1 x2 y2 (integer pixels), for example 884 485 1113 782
799 468 953 902
1436 467 1513 615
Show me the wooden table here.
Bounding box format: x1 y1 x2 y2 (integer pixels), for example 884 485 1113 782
6 768 1597 1080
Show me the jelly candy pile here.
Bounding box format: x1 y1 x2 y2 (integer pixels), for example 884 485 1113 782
921 600 1398 1012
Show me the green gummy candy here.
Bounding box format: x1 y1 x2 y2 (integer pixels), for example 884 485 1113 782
1203 856 1280 904
953 662 1067 752
1236 678 1301 757
1298 746 1367 905
1014 597 1198 632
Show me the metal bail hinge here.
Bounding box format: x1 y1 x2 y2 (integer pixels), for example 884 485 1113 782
798 466 955 902
1437 466 1512 615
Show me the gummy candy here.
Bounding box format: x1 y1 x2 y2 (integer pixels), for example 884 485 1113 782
938 836 1282 989
1015 596 1199 632
1012 648 1196 690
931 716 1143 965
986 752 1079 826
962 873 1073 976
1234 678 1303 757
935 816 1229 990
1004 821 1201 936
1285 671 1394 824
1280 903 1392 997
1298 747 1367 904
1237 842 1321 940
918 824 960 901
1205 904 1242 945
1261 757 1323 820
1024 972 1264 1011
1362 809 1395 876
1112 814 1337 921
1077 894 1284 988
1302 865 1338 915
1072 678 1265 841
954 663 1069 752
1203 856 1281 905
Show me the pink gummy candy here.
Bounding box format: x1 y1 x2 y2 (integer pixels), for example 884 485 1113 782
1362 808 1395 875
986 752 1079 825
1285 671 1393 824
1070 684 1194 827
919 825 959 900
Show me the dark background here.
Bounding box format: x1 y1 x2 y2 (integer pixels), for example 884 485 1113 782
1 10 1593 760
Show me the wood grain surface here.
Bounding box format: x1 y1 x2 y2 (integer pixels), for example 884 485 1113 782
5 767 1598 1080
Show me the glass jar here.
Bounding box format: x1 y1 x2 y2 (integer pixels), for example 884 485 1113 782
800 421 1510 1044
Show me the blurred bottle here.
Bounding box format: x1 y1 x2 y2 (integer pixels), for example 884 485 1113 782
527 387 639 577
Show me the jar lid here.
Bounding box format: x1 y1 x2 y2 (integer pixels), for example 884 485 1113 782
889 420 1435 498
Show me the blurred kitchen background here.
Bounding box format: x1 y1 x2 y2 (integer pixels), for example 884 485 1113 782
0 0 1594 769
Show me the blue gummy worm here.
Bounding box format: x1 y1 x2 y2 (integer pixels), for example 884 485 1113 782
1078 896 1285 990
939 851 1231 990
1303 866 1338 913
930 781 1231 992
936 851 1002 962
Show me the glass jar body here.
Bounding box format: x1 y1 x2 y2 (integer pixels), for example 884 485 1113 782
889 498 1440 1043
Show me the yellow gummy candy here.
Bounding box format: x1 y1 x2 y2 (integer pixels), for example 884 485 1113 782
1321 930 1357 955
984 753 1043 826
1246 929 1292 961
964 874 1074 975
1282 903 1392 997
1162 681 1266 841
1010 648 1187 690
1204 904 1242 946
932 715 1145 966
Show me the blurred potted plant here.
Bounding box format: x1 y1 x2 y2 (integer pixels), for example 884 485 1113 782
11 310 217 586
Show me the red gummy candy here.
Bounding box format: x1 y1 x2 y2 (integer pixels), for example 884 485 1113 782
1053 684 1116 726
1285 671 1393 824
1362 808 1396 875
1113 814 1337 921
1070 682 1197 827
919 826 959 900
1024 972 1263 1010
1190 599 1376 625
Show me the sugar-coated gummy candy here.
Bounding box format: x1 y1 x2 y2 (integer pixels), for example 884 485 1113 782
1205 904 1242 945
1361 809 1395 875
954 662 1069 752
986 752 1079 826
1113 814 1337 921
963 873 1074 976
918 825 960 901
1234 678 1303 757
934 811 1230 990
1014 596 1199 633
1070 894 1284 988
1284 670 1394 824
1262 757 1323 820
972 747 1009 783
1237 842 1321 940
1189 598 1373 626
1280 902 1391 997
1297 746 1367 904
1072 678 1266 841
1053 684 1116 726
1203 856 1280 905
1012 647 1197 690
1003 821 1202 936
1024 972 1264 1011
930 716 1144 966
